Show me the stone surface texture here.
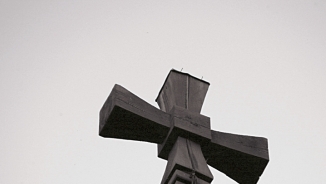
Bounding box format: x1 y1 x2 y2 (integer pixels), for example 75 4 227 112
99 69 269 184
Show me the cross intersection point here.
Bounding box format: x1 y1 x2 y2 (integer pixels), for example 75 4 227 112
99 69 269 184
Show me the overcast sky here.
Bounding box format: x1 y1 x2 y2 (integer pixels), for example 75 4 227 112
1 0 326 183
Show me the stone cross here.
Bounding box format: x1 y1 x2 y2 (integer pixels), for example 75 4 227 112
99 69 269 184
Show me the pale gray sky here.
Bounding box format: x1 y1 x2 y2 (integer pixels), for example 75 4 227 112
1 0 326 183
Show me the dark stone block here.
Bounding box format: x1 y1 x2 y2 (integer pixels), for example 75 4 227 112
99 84 170 144
158 106 212 160
203 130 269 184
161 137 213 184
156 69 209 113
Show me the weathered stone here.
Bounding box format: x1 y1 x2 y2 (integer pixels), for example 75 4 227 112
156 69 209 113
99 84 170 144
158 106 212 160
161 137 213 184
99 69 269 184
203 130 269 184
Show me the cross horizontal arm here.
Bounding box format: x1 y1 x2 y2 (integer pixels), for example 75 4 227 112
99 84 170 144
202 130 269 184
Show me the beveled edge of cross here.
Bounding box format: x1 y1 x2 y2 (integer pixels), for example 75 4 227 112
99 69 269 184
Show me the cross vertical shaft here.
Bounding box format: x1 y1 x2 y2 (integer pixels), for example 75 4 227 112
161 137 212 184
155 70 212 184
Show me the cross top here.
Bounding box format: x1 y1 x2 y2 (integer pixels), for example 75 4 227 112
156 69 209 113
99 69 269 184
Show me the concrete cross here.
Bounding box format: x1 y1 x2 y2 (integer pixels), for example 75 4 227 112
99 69 269 184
